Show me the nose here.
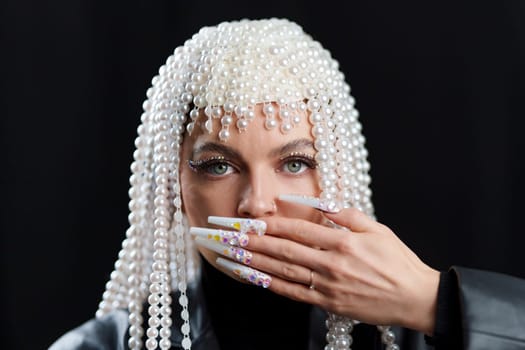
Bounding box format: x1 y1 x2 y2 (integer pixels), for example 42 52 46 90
237 174 277 218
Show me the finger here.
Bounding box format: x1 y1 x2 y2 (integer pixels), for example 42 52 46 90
268 273 329 307
216 258 272 288
325 207 378 233
216 257 332 311
207 216 266 235
194 237 253 264
190 227 249 247
247 233 329 271
216 257 327 308
260 216 346 250
248 248 313 286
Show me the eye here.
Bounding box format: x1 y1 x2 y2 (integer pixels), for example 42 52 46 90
208 162 232 175
279 155 317 175
188 157 236 177
285 160 307 173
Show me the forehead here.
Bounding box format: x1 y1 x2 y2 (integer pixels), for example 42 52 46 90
183 104 314 156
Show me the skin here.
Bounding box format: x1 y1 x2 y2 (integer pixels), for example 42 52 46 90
180 104 440 335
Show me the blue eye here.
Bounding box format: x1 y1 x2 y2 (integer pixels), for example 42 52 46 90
280 156 317 174
208 163 230 175
285 160 306 173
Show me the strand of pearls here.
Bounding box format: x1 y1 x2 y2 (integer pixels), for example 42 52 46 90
308 69 357 350
143 109 173 350
128 109 155 349
168 92 192 349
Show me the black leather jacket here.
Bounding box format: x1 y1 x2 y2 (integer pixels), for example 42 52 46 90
49 267 525 350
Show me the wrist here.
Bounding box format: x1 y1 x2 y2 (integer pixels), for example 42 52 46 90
403 266 440 334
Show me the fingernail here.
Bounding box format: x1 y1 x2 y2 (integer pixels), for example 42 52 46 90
207 217 266 236
216 257 272 288
194 237 253 264
278 194 341 213
189 227 249 247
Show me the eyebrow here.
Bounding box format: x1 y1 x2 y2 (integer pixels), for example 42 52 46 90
192 142 242 160
269 138 315 157
191 138 315 160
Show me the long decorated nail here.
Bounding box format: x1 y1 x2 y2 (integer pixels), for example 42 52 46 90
278 194 341 213
194 237 253 264
207 217 266 236
189 227 249 247
216 257 272 288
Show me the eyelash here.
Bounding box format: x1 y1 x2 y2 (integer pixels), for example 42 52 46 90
188 153 318 176
188 156 234 173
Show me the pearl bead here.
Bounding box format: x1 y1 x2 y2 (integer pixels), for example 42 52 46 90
263 104 275 116
280 123 292 133
221 115 233 125
236 118 249 130
218 129 230 141
161 316 172 327
309 112 323 124
145 338 157 350
129 312 143 325
182 338 192 349
160 327 171 338
381 330 396 344
146 327 158 338
129 325 143 337
265 118 277 129
159 338 171 350
128 336 141 350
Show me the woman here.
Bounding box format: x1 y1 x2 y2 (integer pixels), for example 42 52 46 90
50 18 525 350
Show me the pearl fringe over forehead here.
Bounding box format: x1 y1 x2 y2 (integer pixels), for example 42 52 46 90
157 19 350 141
96 18 398 350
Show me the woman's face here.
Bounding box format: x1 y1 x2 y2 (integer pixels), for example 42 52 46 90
180 104 323 269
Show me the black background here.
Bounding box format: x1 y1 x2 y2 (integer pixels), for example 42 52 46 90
2 1 524 349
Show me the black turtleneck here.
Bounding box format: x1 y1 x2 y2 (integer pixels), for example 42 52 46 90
201 257 311 350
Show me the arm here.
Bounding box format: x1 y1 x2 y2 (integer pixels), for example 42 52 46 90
452 266 525 349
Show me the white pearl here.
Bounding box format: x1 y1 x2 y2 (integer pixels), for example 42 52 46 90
159 338 171 350
128 336 141 350
263 104 275 116
129 325 143 337
145 338 157 350
236 118 249 130
219 129 230 141
146 326 158 338
221 115 233 125
148 316 160 328
204 118 213 133
182 337 192 349
309 112 323 124
280 123 292 133
265 118 277 129
311 125 324 137
161 316 173 327
128 312 143 325
148 293 160 305
160 327 171 338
